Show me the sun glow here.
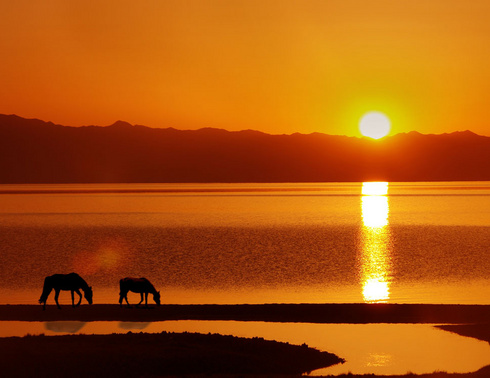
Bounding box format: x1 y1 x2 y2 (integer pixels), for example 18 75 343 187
359 112 391 139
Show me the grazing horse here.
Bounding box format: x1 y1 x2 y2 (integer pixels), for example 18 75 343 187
119 277 161 307
39 273 93 310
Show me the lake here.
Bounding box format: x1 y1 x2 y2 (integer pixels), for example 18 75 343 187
0 182 489 305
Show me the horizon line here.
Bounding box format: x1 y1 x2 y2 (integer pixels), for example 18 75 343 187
0 113 487 139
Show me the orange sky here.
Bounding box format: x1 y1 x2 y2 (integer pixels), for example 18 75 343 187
1 0 490 137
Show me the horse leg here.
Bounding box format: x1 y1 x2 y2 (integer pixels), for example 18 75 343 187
75 289 82 306
145 292 149 308
71 290 75 307
119 291 124 307
119 290 131 308
54 289 61 309
137 293 143 307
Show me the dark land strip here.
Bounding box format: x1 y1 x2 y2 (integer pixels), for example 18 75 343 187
1 303 490 323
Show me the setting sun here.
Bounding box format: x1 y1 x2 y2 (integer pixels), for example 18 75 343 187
359 112 391 139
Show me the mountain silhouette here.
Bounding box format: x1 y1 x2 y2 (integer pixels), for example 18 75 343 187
0 114 488 183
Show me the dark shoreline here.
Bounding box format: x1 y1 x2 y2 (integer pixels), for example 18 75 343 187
1 303 490 323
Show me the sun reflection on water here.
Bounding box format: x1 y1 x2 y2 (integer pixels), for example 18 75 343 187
362 182 389 196
367 352 393 367
362 196 389 228
360 182 392 303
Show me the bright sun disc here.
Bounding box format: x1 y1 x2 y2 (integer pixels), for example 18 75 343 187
359 112 391 139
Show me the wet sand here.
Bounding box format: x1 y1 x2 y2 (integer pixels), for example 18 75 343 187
1 303 490 323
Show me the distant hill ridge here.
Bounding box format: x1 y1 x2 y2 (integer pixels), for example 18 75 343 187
0 114 488 183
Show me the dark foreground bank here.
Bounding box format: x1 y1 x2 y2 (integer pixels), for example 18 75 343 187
1 303 490 323
0 331 342 377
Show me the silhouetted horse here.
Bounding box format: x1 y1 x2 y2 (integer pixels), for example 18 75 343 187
39 273 93 310
119 277 161 307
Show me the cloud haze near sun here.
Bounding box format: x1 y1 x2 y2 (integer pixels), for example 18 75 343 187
1 0 490 137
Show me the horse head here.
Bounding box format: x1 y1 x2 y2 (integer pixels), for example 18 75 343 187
153 291 161 306
85 286 93 305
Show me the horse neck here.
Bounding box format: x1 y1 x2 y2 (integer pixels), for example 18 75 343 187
78 277 90 293
40 281 53 302
147 282 157 295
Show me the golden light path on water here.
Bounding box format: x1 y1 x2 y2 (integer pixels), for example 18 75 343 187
360 182 392 303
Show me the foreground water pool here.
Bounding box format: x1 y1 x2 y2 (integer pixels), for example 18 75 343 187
1 320 489 375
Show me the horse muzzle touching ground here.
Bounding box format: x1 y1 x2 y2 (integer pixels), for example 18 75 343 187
84 286 93 305
153 291 161 306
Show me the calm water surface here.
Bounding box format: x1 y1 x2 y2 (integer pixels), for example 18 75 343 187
0 182 489 304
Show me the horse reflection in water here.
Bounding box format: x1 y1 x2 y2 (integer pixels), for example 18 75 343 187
119 277 161 308
39 273 93 310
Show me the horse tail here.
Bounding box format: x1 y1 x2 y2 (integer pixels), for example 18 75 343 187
39 277 52 304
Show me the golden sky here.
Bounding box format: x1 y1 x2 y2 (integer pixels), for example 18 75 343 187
1 0 490 136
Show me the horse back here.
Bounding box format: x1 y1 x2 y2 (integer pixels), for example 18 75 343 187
46 273 84 290
120 277 153 293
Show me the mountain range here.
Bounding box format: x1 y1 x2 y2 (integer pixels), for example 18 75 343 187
0 114 488 183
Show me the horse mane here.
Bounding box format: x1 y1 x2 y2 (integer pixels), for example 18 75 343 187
71 272 90 293
140 277 157 294
149 283 157 295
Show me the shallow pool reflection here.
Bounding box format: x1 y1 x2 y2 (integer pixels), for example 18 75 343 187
45 321 86 333
1 320 489 376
